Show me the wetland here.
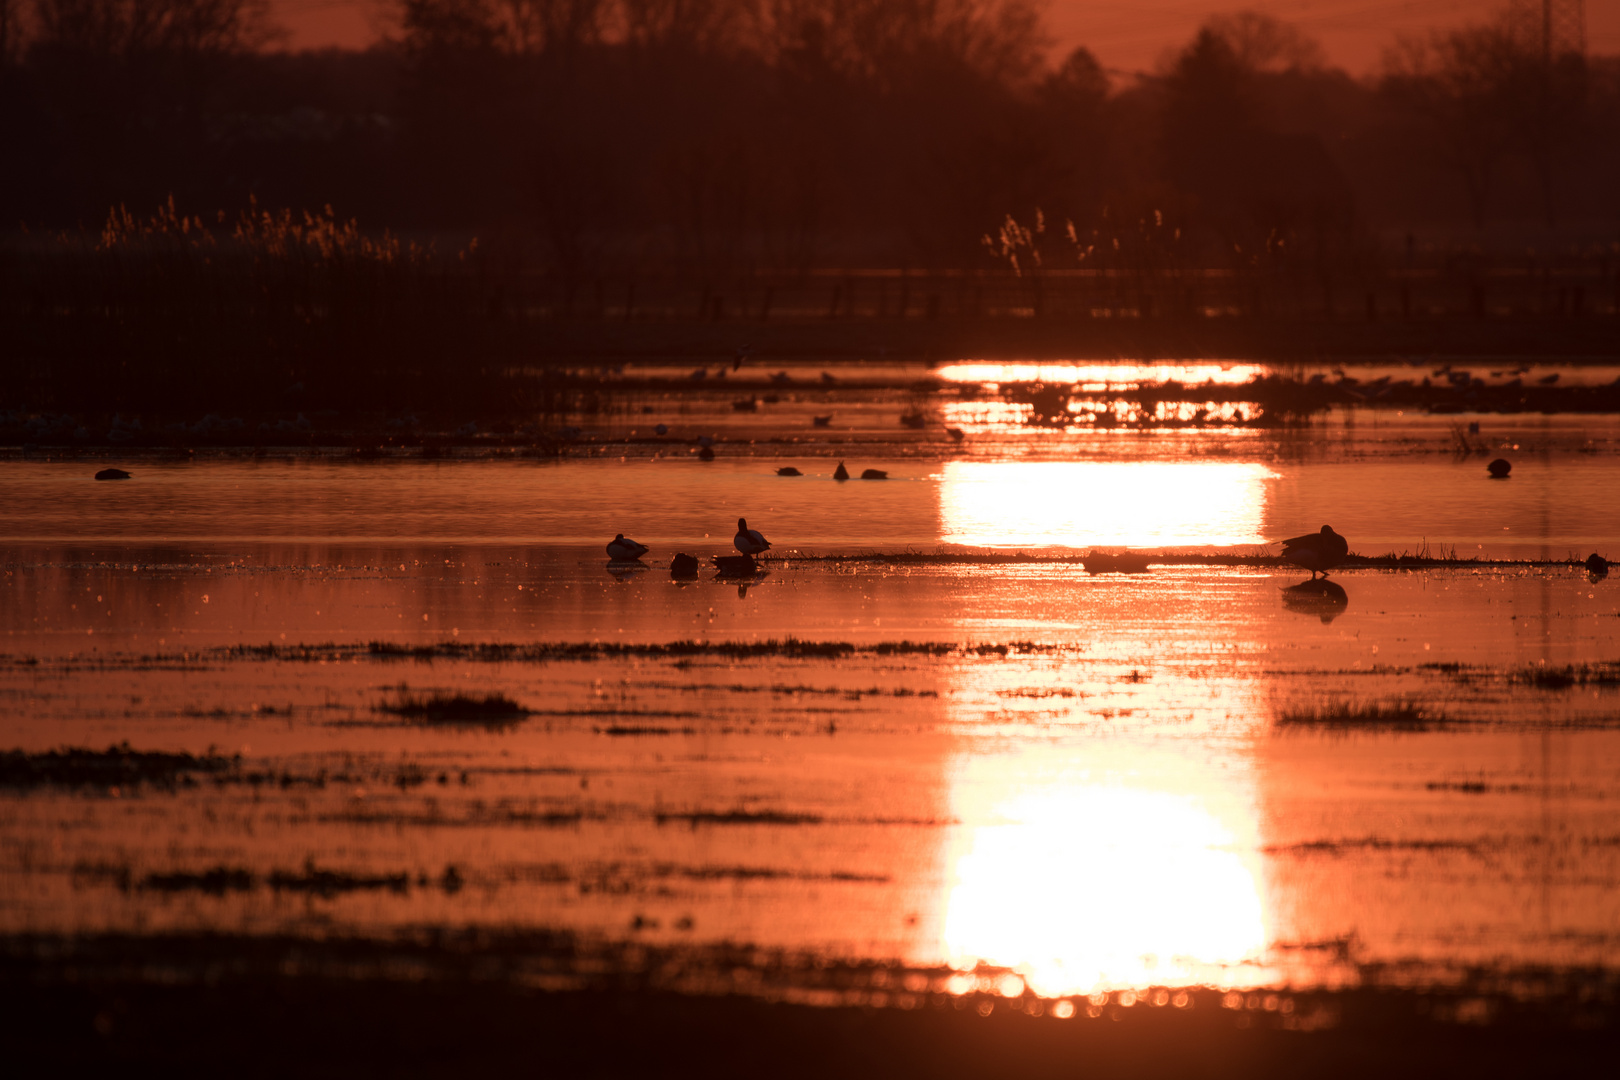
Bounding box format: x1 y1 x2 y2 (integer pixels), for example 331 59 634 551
3 360 1619 1075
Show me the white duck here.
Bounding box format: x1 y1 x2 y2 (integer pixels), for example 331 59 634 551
606 533 650 560
734 517 771 556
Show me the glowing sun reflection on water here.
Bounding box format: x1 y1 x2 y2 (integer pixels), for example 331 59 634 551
946 744 1270 997
936 362 1266 389
939 461 1273 548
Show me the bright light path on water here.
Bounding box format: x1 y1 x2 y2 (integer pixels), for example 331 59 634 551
939 460 1273 548
940 761 1270 996
936 362 1266 389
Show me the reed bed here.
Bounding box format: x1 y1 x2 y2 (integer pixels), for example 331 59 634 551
1276 698 1438 731
2 200 542 419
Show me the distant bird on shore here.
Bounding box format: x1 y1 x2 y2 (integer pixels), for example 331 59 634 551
94 468 131 481
833 461 849 480
860 469 888 480
777 467 803 476
1588 553 1610 578
1487 458 1511 478
698 446 715 460
1281 526 1349 579
813 415 833 427
734 518 771 556
606 534 650 561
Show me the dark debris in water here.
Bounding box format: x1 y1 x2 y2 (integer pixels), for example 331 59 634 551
210 638 1065 665
0 745 469 796
0 743 236 791
269 863 411 897
136 862 465 898
655 809 824 827
142 868 256 895
1424 660 1620 691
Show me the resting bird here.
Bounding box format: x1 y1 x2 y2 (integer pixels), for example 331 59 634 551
1281 525 1349 579
606 534 650 561
734 517 771 556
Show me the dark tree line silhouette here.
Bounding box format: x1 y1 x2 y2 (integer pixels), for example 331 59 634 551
2 3 1617 421
2 1 1616 275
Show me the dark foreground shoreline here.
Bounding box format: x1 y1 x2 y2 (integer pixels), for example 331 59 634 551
4 933 1616 1078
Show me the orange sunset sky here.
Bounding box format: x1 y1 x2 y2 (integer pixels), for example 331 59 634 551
272 0 1620 72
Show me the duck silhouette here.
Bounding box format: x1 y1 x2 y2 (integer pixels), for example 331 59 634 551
833 461 849 481
1281 579 1350 624
606 534 650 560
734 517 771 556
1280 526 1349 579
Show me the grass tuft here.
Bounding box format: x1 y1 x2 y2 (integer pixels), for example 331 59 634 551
1277 698 1437 731
377 689 529 725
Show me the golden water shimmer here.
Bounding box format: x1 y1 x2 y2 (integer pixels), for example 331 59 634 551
2 410 1620 1006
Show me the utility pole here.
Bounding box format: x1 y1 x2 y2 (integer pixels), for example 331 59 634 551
0 0 18 66
1508 0 1586 57
1508 0 1586 229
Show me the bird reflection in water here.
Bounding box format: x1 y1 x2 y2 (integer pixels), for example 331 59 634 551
712 553 766 596
1281 578 1349 624
605 562 649 582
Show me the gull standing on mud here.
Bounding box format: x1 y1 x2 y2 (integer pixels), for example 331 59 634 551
734 518 771 556
1280 526 1349 579
606 534 650 560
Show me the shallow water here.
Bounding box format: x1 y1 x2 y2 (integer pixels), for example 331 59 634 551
3 402 1619 1003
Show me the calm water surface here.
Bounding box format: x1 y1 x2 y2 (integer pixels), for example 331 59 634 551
2 408 1618 1002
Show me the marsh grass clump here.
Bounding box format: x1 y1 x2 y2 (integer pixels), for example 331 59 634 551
142 867 256 895
268 862 410 897
1277 699 1438 732
377 688 530 725
1508 663 1620 690
0 743 235 790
